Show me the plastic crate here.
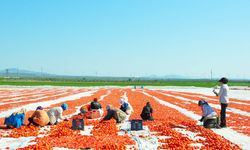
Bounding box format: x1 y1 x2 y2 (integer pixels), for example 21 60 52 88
72 119 84 130
131 120 143 131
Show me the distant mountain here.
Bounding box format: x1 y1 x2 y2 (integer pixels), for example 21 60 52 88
0 68 216 80
164 74 189 79
0 68 53 77
142 74 190 80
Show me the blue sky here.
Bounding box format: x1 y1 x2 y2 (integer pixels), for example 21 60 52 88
0 1 249 78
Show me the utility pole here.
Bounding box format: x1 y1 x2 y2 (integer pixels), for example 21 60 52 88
210 69 213 81
41 67 43 78
41 67 43 77
6 69 9 78
17 68 19 78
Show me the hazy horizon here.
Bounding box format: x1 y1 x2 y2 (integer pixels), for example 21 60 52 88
1 67 249 80
0 1 249 79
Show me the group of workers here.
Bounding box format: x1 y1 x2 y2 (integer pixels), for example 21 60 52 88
3 103 69 128
2 77 228 130
2 97 154 129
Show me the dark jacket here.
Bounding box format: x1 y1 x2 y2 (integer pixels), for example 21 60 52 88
90 101 102 110
140 105 153 121
103 108 126 123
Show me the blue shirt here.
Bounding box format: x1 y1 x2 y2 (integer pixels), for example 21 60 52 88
202 104 215 117
4 113 25 128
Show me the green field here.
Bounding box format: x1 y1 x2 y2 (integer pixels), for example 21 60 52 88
0 79 249 87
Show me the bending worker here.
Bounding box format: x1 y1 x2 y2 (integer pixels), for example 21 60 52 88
89 98 103 118
4 108 27 129
47 103 69 125
198 100 219 128
102 105 127 123
28 106 49 127
120 98 133 114
90 98 102 110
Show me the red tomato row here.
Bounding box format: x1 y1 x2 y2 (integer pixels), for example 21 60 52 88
127 89 241 150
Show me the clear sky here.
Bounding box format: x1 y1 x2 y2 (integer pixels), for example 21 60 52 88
0 1 249 78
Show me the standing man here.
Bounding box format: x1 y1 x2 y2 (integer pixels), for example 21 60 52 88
213 77 229 128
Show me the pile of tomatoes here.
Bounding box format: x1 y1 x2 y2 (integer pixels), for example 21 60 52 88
8 126 40 138
92 120 118 136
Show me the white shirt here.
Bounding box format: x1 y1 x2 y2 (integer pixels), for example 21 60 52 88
47 107 63 124
218 84 229 104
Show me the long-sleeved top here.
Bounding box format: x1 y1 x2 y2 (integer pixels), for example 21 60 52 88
47 107 63 125
201 104 217 118
4 113 25 128
218 84 229 104
31 110 50 126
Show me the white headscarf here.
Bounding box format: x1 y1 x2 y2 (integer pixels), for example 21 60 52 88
120 98 126 105
15 108 27 115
